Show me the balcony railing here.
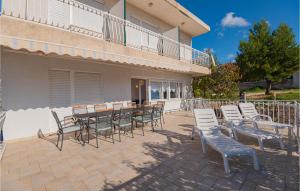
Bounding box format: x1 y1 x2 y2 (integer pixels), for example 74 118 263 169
1 0 211 67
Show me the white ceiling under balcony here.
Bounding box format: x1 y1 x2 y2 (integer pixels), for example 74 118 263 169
126 0 210 37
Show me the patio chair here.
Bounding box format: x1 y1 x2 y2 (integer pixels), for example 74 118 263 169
221 105 284 151
113 103 123 110
143 100 150 106
150 101 157 105
127 101 137 108
132 106 154 135
157 101 165 124
51 111 84 151
112 108 134 141
239 102 295 137
152 104 163 129
72 105 88 114
88 111 114 148
94 104 107 112
193 108 259 173
72 104 90 123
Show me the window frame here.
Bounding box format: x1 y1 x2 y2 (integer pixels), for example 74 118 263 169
149 79 185 101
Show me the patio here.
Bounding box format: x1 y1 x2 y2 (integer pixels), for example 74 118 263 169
1 111 299 191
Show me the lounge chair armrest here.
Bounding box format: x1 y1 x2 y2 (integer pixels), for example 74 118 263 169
254 114 272 122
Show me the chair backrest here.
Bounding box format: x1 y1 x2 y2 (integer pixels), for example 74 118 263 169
239 103 258 118
142 105 153 119
153 104 163 118
150 101 157 105
72 105 87 114
193 109 218 134
94 104 107 112
51 111 63 131
143 100 150 106
127 102 136 108
157 101 165 109
113 103 123 110
221 105 243 126
115 108 133 125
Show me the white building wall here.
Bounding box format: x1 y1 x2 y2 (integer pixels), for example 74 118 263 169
2 51 191 140
126 3 173 33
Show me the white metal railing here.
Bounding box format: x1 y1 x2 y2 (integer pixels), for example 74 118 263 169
1 0 211 67
0 111 6 160
184 98 300 137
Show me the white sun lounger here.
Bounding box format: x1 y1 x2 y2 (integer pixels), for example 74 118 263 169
221 105 284 151
193 108 259 173
239 102 295 138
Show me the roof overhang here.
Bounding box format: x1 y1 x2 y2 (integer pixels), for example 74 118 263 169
126 0 210 37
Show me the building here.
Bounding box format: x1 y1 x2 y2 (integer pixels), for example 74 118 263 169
0 0 211 140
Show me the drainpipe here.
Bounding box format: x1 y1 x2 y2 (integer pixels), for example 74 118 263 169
123 0 126 46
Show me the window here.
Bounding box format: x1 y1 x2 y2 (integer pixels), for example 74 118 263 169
150 80 185 100
48 70 71 108
151 81 162 100
178 83 183 98
162 82 169 99
74 72 102 105
170 82 177 98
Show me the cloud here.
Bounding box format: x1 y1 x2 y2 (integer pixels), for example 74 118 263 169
221 12 250 28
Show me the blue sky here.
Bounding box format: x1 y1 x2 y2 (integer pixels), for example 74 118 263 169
177 0 300 63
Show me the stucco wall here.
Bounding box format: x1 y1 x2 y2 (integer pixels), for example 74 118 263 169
2 50 192 140
126 3 173 33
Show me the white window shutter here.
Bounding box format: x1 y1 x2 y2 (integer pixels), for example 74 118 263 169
49 70 71 108
74 72 102 105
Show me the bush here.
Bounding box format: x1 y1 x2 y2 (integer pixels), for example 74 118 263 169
193 63 241 99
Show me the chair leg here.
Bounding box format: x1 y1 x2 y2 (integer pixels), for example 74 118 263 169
80 130 84 146
222 154 230 174
278 137 285 149
56 133 60 147
252 150 260 171
142 122 144 136
200 136 207 153
258 137 264 151
191 127 195 140
232 129 238 140
162 114 165 124
151 121 154 132
96 130 99 148
119 128 121 142
131 122 134 138
160 118 163 130
60 134 64 151
86 127 90 144
111 129 114 144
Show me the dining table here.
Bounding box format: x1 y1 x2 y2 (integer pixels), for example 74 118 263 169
72 105 152 143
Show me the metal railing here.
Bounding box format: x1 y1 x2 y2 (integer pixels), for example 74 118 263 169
1 0 211 67
184 98 300 137
0 111 6 160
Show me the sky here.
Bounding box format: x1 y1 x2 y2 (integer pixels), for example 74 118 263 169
177 0 300 63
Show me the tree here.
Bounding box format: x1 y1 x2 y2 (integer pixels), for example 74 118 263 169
193 63 241 99
237 20 299 94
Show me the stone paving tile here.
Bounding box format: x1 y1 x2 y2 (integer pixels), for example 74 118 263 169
1 111 299 191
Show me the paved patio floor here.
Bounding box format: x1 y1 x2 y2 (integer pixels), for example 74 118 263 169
1 111 299 191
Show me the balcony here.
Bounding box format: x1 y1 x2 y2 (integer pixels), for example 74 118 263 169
1 0 211 68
